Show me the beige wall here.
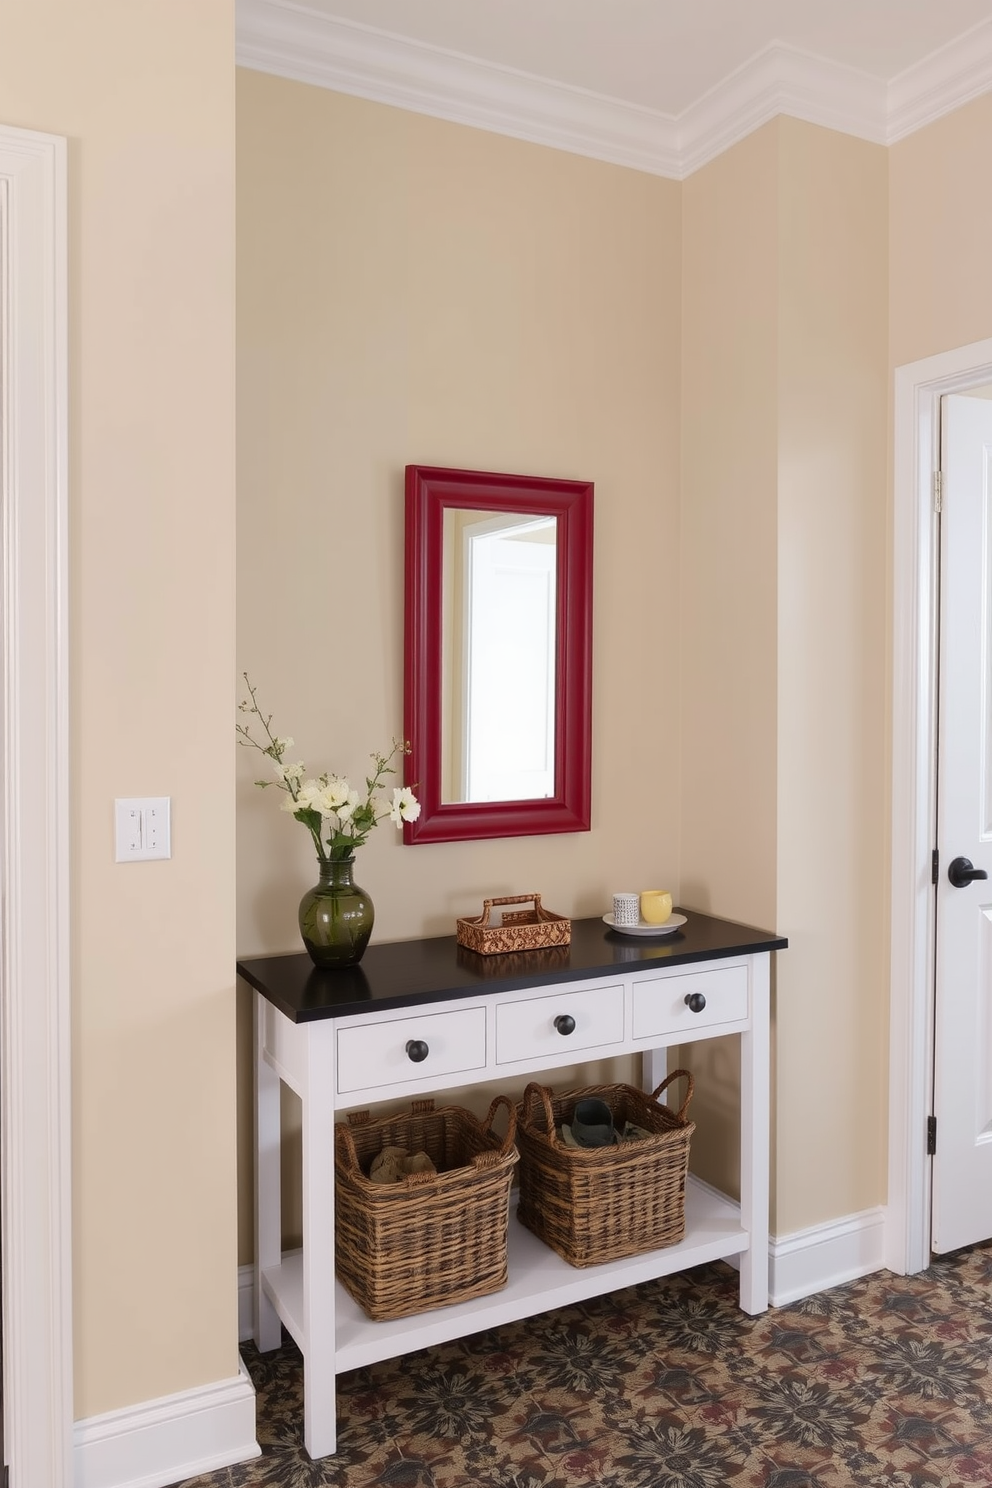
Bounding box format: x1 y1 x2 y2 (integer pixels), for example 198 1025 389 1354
237 76 895 1252
775 120 889 1231
2 0 237 1418
679 125 780 1195
236 73 682 950
680 120 889 1230
236 71 682 1258
890 93 992 369
680 126 780 928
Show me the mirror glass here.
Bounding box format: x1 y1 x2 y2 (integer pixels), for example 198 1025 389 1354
441 509 558 803
404 465 593 845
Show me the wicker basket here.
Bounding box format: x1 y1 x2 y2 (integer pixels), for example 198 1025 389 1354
334 1096 519 1321
515 1073 695 1268
456 894 571 955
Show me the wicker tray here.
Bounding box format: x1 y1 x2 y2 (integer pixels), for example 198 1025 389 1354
335 1096 519 1321
456 893 571 956
515 1074 695 1267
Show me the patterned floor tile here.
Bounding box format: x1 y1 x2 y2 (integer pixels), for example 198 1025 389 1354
173 1244 992 1488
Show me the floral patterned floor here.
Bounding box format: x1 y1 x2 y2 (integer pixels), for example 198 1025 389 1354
176 1241 992 1488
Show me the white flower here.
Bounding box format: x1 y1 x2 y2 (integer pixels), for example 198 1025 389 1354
238 677 412 857
312 781 356 819
337 789 362 822
293 779 325 811
388 786 421 826
275 759 305 784
322 776 352 810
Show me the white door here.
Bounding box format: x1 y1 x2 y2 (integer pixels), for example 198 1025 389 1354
932 392 992 1253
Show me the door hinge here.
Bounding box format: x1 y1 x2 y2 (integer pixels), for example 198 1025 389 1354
927 1115 937 1155
932 848 939 885
934 470 944 513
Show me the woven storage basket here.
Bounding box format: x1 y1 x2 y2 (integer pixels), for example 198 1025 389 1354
515 1073 695 1267
335 1096 518 1321
456 894 571 955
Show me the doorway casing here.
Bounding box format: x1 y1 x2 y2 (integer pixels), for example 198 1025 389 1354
0 124 72 1484
888 335 992 1276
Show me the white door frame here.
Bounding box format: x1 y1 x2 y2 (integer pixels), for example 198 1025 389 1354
0 126 72 1484
888 335 992 1276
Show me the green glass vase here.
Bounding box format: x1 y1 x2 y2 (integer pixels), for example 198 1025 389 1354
298 855 374 968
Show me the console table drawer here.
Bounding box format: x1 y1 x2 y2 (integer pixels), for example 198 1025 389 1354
337 1007 487 1094
632 965 748 1040
496 983 624 1064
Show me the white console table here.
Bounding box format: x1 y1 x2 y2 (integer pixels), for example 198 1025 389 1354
239 909 785 1461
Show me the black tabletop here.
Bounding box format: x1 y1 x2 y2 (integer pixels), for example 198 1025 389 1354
237 910 787 1024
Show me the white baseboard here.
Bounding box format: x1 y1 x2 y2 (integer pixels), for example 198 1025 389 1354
769 1206 887 1307
73 1360 259 1488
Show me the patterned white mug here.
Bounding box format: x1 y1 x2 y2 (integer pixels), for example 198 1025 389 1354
612 892 640 927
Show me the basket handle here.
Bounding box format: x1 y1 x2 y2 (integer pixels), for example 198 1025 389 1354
521 1081 560 1146
336 1099 438 1178
477 893 543 927
650 1069 695 1122
335 1119 361 1174
472 1094 518 1168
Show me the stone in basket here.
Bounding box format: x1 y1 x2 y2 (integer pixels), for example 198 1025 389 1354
456 893 571 956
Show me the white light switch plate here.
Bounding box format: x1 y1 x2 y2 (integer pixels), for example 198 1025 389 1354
115 797 171 861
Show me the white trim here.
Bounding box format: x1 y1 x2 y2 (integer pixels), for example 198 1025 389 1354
677 42 886 178
888 18 992 143
769 1208 887 1308
887 338 992 1277
0 125 72 1488
73 1363 260 1488
235 0 992 179
234 0 682 177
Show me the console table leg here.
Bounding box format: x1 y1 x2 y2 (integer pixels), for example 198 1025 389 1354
254 992 283 1352
641 1044 669 1096
302 1025 338 1459
738 957 770 1314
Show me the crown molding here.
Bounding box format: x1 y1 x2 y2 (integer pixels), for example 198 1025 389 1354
887 18 992 143
235 0 992 178
235 0 682 176
678 42 886 176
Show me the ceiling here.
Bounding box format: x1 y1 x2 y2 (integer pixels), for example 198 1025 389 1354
236 0 992 176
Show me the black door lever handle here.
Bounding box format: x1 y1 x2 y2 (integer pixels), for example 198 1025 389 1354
948 856 989 889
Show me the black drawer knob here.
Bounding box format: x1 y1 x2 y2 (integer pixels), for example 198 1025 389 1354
554 1014 576 1036
685 992 707 1013
406 1039 430 1063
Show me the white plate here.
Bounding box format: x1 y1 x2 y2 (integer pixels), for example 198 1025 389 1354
603 912 687 937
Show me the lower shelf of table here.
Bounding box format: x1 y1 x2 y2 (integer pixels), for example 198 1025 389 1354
260 1176 750 1374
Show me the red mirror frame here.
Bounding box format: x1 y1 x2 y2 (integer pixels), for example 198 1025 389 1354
403 465 593 844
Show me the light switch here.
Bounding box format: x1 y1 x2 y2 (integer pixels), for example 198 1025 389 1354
115 797 171 862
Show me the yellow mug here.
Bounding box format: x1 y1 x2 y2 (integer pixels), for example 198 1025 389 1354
640 890 673 925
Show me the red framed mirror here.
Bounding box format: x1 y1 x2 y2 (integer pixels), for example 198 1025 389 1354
403 465 593 844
